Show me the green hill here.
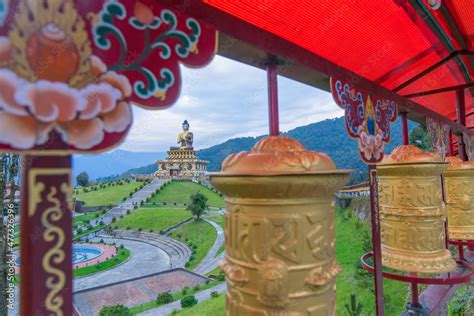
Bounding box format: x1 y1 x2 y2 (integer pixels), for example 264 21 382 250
197 116 414 183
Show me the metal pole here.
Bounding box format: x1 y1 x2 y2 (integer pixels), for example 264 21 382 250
266 60 280 136
456 89 467 161
369 163 385 316
401 112 409 145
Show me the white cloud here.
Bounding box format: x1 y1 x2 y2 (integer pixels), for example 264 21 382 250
120 56 343 152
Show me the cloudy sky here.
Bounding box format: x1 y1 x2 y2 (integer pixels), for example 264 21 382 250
119 56 344 152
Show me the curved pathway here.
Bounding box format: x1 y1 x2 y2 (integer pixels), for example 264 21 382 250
74 237 170 292
193 219 225 275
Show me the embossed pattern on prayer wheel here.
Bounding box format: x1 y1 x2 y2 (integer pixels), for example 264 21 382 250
209 136 350 316
445 157 474 241
377 145 456 273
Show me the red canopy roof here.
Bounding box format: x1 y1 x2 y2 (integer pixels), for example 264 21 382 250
200 0 473 129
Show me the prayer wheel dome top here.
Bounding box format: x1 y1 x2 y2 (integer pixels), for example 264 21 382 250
445 156 474 170
379 145 444 165
217 136 346 175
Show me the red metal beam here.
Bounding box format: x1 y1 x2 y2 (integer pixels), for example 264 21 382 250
393 50 465 92
403 82 474 98
266 60 280 136
156 0 472 136
401 112 410 145
456 89 468 161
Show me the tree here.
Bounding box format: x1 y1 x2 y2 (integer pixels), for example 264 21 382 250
186 192 208 219
409 125 432 152
76 171 89 187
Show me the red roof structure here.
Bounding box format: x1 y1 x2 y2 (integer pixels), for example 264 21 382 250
163 0 473 132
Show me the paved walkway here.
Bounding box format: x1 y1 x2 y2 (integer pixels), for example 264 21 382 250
138 282 226 316
74 237 170 292
193 219 225 275
75 269 208 316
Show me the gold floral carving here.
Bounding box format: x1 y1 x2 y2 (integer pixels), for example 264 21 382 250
42 186 66 316
8 0 93 87
257 258 289 308
220 259 248 287
28 168 71 217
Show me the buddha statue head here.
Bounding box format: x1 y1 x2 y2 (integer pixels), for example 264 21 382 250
182 120 190 131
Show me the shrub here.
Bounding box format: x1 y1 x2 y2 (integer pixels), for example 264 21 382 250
126 210 131 214
111 217 116 223
192 284 200 292
99 304 131 316
156 291 174 305
95 213 99 218
138 228 143 232
126 226 131 230
149 229 153 233
181 287 189 295
76 228 83 234
153 202 156 205
180 295 197 308
120 244 124 249
134 205 138 210
99 238 104 243
185 261 191 268
210 291 219 298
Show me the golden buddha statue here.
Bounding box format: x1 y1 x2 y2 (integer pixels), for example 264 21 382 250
174 120 193 150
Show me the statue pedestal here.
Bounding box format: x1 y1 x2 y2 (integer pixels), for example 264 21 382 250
155 149 208 179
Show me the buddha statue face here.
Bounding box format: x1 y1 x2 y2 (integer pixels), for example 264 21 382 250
182 121 190 131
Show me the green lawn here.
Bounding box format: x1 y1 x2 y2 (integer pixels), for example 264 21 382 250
176 294 226 316
173 208 408 315
74 247 130 278
73 224 106 240
170 219 217 270
149 181 224 207
73 212 100 226
75 182 143 207
116 208 192 233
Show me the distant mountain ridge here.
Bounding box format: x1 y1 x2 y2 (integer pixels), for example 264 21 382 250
197 117 414 183
74 117 413 184
73 150 165 181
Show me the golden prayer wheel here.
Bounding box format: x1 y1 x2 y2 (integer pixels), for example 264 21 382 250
444 156 474 241
210 136 350 315
377 145 456 273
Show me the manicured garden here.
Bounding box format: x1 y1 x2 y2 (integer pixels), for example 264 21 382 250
115 207 192 233
75 181 143 207
128 279 223 315
168 207 408 315
170 219 217 270
74 247 130 278
148 181 224 207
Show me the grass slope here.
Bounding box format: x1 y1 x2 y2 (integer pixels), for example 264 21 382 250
170 219 216 270
176 294 226 316
116 208 191 232
75 182 142 207
173 209 408 315
149 181 224 207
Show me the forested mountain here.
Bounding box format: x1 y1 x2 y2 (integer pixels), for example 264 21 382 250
198 116 414 183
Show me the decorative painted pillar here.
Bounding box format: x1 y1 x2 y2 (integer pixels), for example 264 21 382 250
0 1 216 314
210 136 350 315
444 157 474 241
377 145 456 273
20 154 73 315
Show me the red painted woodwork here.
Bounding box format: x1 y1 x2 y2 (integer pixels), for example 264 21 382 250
20 155 73 316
